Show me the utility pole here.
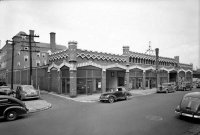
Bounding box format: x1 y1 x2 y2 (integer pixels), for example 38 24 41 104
7 39 19 90
21 30 40 85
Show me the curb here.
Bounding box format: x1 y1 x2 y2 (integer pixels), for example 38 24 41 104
48 91 156 103
28 103 52 113
48 92 98 103
25 100 52 113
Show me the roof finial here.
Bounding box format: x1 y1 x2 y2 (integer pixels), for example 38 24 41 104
145 41 155 55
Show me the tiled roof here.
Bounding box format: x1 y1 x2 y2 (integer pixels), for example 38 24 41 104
179 63 192 68
49 49 69 61
129 51 177 63
77 49 127 62
49 49 127 62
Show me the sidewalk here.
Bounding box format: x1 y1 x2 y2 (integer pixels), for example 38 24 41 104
47 88 157 103
24 99 52 113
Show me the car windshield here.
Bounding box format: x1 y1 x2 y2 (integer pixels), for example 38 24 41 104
23 85 34 91
162 84 170 86
183 96 200 101
0 87 10 90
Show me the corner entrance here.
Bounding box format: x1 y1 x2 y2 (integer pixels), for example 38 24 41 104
106 68 126 91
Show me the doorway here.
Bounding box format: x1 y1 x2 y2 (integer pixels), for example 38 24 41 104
62 78 70 94
118 77 124 86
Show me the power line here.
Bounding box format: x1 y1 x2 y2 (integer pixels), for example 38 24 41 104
20 30 40 85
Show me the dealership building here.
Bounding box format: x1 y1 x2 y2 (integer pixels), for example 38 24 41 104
48 40 193 97
0 30 193 97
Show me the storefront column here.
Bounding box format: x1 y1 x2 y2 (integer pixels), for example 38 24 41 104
102 69 106 93
142 71 146 90
191 72 193 84
125 70 130 90
167 71 170 83
69 69 77 97
57 70 61 94
176 71 179 85
156 70 160 87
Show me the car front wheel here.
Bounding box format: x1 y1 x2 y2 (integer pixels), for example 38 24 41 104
108 97 115 103
5 110 18 121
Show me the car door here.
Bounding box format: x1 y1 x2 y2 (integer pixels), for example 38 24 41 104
16 86 21 98
115 88 124 99
0 98 9 116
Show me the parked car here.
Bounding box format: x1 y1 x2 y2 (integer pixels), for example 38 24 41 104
0 81 7 86
157 83 176 93
15 85 40 100
197 82 200 88
0 86 15 96
99 86 132 103
0 95 28 121
175 92 200 119
177 82 192 91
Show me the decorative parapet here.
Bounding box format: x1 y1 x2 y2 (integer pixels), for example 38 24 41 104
129 51 177 63
76 49 127 63
49 49 69 61
179 63 193 69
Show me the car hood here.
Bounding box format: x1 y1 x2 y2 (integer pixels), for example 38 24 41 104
24 89 37 95
180 98 200 113
101 92 114 96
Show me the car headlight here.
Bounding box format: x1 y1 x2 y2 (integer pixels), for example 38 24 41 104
175 105 180 111
105 95 110 98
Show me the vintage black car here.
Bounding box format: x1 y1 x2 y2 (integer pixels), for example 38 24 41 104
0 81 7 86
157 83 176 93
0 86 15 96
175 92 200 119
177 82 192 91
99 87 132 103
16 85 40 100
0 95 28 121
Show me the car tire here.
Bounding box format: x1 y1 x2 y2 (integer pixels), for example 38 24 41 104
5 110 18 121
124 95 128 100
108 97 115 103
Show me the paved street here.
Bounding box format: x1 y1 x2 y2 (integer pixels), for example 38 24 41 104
1 88 200 135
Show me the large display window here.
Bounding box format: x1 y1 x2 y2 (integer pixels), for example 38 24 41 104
77 69 102 95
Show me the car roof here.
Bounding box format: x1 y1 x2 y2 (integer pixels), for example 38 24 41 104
18 85 33 87
162 83 171 85
0 95 20 101
184 92 200 98
0 86 10 88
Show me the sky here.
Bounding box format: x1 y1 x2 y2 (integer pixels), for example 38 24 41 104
0 0 199 69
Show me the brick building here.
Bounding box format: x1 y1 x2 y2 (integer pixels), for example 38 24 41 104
0 30 66 83
47 41 193 97
0 31 193 97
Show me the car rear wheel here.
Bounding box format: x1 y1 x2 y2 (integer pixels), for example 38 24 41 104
5 111 18 121
108 97 115 103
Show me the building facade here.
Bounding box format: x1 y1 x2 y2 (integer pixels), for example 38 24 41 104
48 41 193 97
0 30 66 82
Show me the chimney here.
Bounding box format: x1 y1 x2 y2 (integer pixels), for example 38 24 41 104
50 32 56 52
68 41 77 62
123 46 130 55
174 56 179 63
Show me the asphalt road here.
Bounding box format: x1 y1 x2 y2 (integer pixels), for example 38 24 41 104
1 88 200 135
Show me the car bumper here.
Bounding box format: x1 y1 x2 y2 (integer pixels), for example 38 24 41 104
99 97 109 101
157 90 166 93
23 95 40 100
175 111 200 118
